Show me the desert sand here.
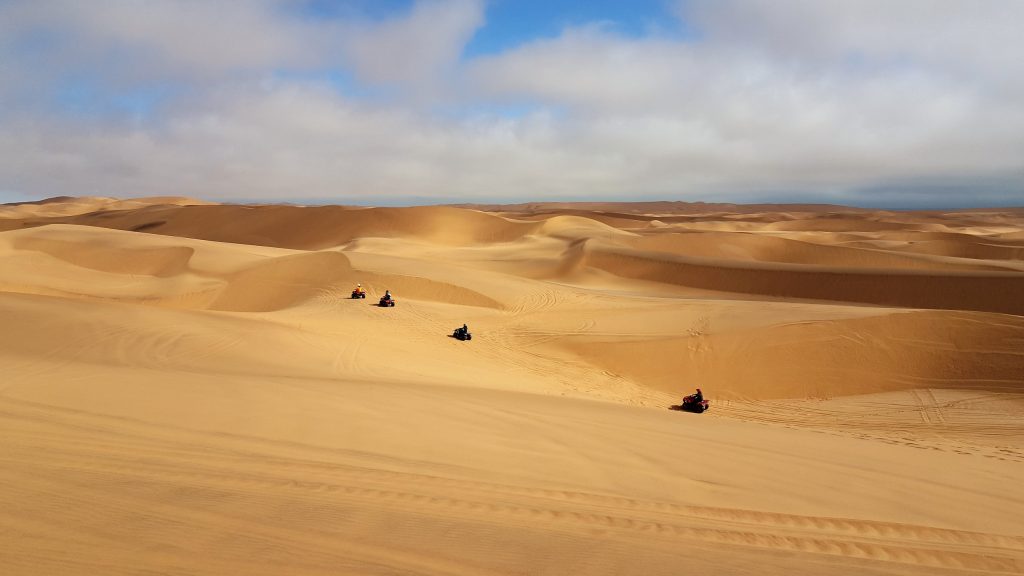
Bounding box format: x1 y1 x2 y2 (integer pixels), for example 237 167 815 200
1 196 1023 575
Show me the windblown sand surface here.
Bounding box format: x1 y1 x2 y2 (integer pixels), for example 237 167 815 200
2 197 1023 575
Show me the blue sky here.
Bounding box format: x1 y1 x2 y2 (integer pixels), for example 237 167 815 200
295 0 691 54
1 0 1022 207
463 0 693 55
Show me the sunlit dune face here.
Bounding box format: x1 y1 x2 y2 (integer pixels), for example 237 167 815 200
2 198 1023 575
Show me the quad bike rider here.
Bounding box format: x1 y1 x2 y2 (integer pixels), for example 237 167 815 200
351 283 366 299
378 290 396 307
453 323 472 341
679 388 709 413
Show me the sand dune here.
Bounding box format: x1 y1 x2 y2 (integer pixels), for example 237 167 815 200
2 203 540 248
0 225 503 312
568 309 1024 399
586 245 1024 314
624 231 1012 270
457 200 870 215
2 197 1023 575
879 238 1024 261
0 195 212 219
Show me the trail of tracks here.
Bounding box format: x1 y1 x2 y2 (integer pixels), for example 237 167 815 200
716 391 1024 463
2 396 1023 575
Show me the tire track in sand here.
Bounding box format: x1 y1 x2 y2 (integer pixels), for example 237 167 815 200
3 398 1022 574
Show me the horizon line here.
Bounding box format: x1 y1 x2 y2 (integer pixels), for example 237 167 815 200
7 194 1024 213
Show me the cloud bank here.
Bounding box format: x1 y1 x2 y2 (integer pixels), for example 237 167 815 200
1 0 1022 207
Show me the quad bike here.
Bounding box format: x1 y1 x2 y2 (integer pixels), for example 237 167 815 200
351 289 366 299
452 327 472 341
378 296 396 307
674 393 709 413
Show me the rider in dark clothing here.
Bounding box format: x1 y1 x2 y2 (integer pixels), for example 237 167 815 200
693 388 703 402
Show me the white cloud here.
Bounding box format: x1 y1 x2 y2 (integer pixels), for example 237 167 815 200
0 0 1022 206
0 1 333 82
464 3 1024 200
683 0 1024 78
340 0 484 99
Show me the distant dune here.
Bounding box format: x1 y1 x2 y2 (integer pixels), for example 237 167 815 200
0 195 213 219
2 196 1023 576
452 200 873 214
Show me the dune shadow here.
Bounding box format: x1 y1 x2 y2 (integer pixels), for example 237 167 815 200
131 221 166 232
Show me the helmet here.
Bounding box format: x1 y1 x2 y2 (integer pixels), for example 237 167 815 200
357 283 361 286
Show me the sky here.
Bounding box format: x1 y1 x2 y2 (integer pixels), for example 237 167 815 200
1 0 1023 208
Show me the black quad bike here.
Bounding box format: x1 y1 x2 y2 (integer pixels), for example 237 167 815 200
378 295 396 307
452 327 472 341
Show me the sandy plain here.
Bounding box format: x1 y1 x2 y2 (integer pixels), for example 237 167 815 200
1 196 1023 575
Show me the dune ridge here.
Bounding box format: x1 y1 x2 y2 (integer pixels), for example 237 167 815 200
582 243 1024 314
2 203 541 248
566 309 1024 399
0 225 502 312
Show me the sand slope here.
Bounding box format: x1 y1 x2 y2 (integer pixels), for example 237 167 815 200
1 197 1023 575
